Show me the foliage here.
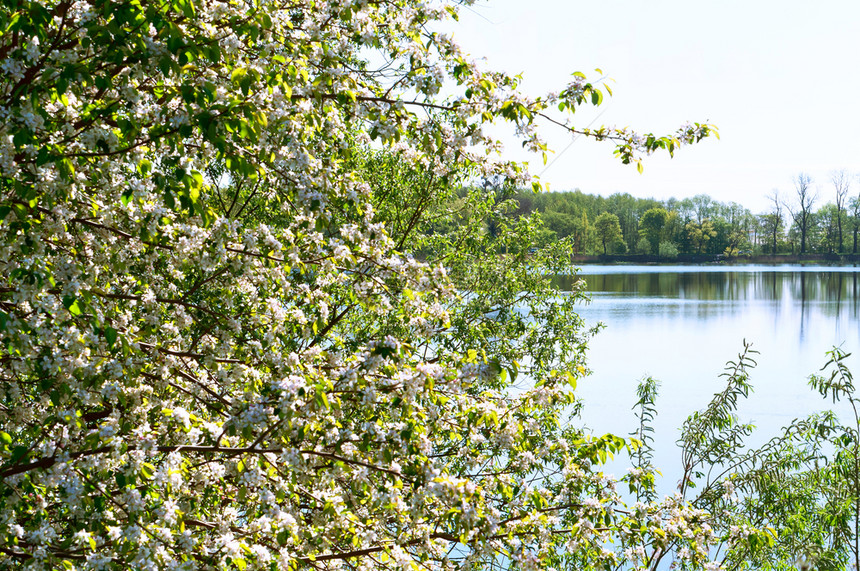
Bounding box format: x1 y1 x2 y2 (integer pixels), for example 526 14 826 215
0 0 720 569
618 343 860 571
610 238 628 255
830 170 851 254
639 208 669 255
818 203 843 254
593 212 622 255
725 347 860 571
658 241 679 258
630 376 659 504
686 221 717 254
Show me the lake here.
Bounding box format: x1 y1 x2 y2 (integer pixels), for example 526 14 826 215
557 265 860 494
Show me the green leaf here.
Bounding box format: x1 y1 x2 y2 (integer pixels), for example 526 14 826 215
231 67 247 84
10 445 28 463
62 295 83 316
104 327 118 348
140 462 155 480
315 390 330 410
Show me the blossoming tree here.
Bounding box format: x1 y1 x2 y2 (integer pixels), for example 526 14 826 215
0 0 721 569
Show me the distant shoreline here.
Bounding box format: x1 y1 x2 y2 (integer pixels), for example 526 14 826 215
571 253 860 265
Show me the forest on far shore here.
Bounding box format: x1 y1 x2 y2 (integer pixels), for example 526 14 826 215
502 172 857 258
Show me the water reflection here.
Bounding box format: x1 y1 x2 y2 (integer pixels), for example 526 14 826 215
557 266 860 494
560 269 860 306
556 268 860 342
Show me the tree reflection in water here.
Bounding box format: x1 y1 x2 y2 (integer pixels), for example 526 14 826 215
555 265 860 496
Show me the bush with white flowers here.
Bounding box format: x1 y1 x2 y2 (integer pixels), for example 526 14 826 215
0 0 719 569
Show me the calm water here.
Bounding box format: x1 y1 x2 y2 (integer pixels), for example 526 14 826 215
558 265 860 492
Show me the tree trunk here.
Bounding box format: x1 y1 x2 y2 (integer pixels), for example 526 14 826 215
838 216 844 253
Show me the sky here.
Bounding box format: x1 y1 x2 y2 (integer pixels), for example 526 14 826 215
451 0 860 212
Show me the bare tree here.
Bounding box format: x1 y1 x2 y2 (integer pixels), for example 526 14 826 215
832 169 851 253
765 189 783 255
852 173 860 254
785 173 818 254
690 194 713 224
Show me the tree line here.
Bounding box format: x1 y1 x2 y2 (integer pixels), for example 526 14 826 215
505 170 860 257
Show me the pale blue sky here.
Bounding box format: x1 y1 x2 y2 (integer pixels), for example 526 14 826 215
453 0 860 212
